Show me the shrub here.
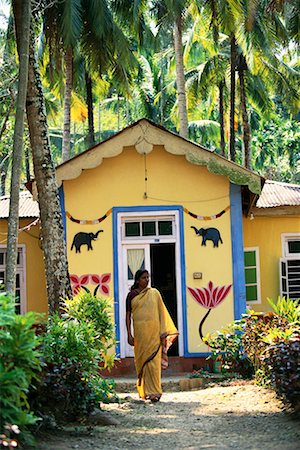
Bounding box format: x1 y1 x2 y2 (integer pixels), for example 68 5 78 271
63 291 115 369
267 296 300 323
0 293 42 440
204 319 254 378
29 293 117 424
261 331 300 409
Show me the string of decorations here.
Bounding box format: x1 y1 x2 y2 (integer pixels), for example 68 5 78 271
65 205 230 224
65 208 112 225
0 218 39 244
183 205 230 220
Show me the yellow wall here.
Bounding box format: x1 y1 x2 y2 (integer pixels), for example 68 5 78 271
64 146 234 354
243 214 300 312
0 218 47 315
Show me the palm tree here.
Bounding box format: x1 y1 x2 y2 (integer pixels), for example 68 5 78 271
5 0 31 296
26 22 72 311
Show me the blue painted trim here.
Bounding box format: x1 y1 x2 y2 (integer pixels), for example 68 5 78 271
184 352 212 358
58 185 67 242
230 183 246 319
112 208 121 358
112 205 188 358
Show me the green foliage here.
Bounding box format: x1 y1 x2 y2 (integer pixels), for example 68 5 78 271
203 319 254 379
29 293 117 424
261 333 300 409
267 296 300 323
0 293 42 436
63 291 116 369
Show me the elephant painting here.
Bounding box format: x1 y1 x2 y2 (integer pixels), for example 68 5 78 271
191 226 223 248
71 230 103 253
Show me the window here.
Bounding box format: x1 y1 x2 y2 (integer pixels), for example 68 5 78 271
244 247 261 304
280 234 300 300
0 246 26 314
123 217 174 239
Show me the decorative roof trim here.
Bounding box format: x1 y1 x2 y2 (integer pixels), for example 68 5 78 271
56 119 262 195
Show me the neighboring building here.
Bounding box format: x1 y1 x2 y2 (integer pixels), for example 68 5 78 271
243 180 300 312
0 191 47 314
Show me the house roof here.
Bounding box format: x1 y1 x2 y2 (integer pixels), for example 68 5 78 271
56 118 264 196
0 191 39 218
256 180 300 208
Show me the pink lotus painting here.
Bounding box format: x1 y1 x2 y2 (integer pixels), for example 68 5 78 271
70 273 111 297
188 281 232 341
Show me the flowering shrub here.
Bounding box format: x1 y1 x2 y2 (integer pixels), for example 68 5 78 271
204 319 254 378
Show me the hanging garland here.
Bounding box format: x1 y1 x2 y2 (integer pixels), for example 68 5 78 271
65 208 112 225
66 205 230 225
183 205 230 220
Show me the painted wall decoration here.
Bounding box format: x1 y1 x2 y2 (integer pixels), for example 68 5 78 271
188 281 232 341
184 205 230 221
66 209 112 224
70 273 111 296
71 230 103 253
191 227 223 248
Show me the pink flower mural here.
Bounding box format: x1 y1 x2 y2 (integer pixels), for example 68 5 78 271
70 273 111 297
188 281 232 342
90 273 111 296
70 274 90 295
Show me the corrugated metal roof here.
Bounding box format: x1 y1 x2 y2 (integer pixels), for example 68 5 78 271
256 180 300 208
0 191 39 218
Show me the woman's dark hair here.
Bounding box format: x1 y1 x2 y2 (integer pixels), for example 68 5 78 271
131 269 149 291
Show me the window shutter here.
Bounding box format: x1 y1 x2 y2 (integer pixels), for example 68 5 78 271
280 258 300 300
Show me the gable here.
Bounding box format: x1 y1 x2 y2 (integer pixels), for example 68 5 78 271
56 119 263 199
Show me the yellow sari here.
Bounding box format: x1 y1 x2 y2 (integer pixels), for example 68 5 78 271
131 287 178 399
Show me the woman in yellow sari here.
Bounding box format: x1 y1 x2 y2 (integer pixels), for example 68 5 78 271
126 269 178 402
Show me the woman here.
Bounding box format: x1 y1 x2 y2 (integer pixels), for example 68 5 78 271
126 269 178 402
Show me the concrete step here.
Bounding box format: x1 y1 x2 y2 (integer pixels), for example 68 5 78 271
108 374 229 393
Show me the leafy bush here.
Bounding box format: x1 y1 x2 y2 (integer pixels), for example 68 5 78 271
0 293 42 439
261 332 300 409
63 291 115 369
29 292 117 424
267 296 300 323
204 319 254 379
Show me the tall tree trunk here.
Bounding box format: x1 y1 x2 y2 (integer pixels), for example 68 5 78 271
229 35 237 162
5 0 31 296
26 27 72 312
25 143 31 182
160 57 164 126
62 47 73 162
0 155 10 196
85 71 95 148
173 14 188 139
219 79 225 156
238 62 251 169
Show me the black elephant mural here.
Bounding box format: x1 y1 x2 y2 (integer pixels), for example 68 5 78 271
191 226 223 248
71 230 103 253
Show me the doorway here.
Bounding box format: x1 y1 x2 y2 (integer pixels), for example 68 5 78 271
150 243 178 356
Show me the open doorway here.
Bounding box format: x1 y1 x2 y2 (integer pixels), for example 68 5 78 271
150 243 178 356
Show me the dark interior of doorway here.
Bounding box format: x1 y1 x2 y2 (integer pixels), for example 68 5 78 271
150 243 178 356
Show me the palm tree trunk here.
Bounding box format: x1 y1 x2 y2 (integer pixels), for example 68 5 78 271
0 155 10 195
229 35 237 162
26 26 72 312
25 144 31 182
62 47 73 162
238 63 252 169
5 0 31 296
173 14 188 139
85 71 95 148
219 80 226 156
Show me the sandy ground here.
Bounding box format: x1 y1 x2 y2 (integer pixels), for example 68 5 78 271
35 381 300 450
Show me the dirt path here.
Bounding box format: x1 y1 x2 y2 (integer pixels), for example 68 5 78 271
36 381 300 450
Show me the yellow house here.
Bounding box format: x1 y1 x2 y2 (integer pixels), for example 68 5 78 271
2 120 299 364
243 180 300 312
56 119 262 358
0 191 47 314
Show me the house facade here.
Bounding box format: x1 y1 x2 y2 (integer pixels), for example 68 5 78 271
56 119 262 358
